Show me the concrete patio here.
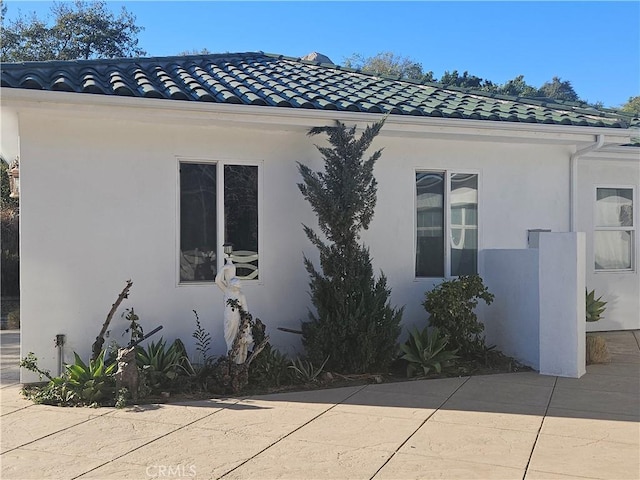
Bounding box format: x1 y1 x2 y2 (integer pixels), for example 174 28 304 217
1 330 639 480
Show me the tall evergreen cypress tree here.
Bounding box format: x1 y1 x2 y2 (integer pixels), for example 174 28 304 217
297 120 403 374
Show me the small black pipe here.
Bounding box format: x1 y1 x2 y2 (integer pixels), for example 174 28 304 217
128 325 163 348
54 334 66 376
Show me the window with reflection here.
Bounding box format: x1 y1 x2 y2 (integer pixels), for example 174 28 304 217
595 187 634 271
416 172 478 277
224 165 259 279
450 174 478 276
180 162 259 282
416 173 444 277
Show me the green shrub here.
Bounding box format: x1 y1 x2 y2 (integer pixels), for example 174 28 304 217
249 347 292 388
423 275 494 358
244 318 292 389
400 326 458 377
586 289 607 322
298 120 403 374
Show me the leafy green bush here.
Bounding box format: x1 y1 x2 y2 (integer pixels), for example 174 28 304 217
423 275 494 358
243 317 291 389
400 327 458 377
586 289 607 322
249 347 292 388
298 120 403 374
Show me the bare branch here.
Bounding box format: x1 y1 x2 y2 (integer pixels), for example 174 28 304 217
91 279 133 361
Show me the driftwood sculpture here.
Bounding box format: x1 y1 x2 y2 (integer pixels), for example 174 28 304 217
91 280 133 361
114 325 163 403
114 346 139 400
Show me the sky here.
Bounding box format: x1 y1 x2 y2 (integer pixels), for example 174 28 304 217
4 1 640 108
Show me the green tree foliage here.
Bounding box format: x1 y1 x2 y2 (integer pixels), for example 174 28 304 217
1 0 145 62
498 74 538 97
536 76 579 102
621 96 640 116
298 120 403 374
344 51 434 82
439 70 495 91
341 51 602 104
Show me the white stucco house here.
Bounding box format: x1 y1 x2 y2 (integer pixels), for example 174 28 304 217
1 52 638 381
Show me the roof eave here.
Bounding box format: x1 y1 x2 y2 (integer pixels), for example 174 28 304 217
1 87 633 147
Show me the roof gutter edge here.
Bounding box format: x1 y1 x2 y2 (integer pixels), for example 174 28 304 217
1 88 633 145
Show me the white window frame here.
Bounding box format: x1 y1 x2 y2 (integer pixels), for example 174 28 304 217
415 169 481 279
176 157 263 286
593 185 635 273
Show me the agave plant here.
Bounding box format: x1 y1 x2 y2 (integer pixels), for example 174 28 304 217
136 338 191 391
20 350 116 406
288 356 329 384
400 326 459 377
64 351 117 404
586 289 607 322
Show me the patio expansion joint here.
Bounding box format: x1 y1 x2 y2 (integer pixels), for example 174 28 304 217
522 375 558 480
0 404 33 417
526 467 608 480
368 375 472 480
216 383 371 480
0 406 114 456
68 400 241 480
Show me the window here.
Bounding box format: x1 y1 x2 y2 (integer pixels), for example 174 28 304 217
179 162 259 282
594 187 634 271
416 172 478 277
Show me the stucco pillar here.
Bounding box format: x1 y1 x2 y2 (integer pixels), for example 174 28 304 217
538 232 586 378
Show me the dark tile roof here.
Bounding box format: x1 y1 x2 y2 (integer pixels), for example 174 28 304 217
1 52 635 129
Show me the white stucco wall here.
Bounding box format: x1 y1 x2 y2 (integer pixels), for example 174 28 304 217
482 249 540 368
577 152 640 332
539 232 586 378
483 234 588 378
9 93 632 380
17 114 323 381
365 137 571 338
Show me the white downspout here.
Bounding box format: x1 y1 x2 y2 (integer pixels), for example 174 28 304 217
570 135 605 232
